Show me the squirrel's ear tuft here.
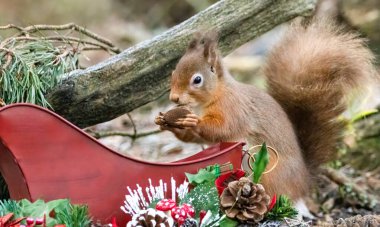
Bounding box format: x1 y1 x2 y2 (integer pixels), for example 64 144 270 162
202 30 219 66
187 32 203 50
187 30 219 52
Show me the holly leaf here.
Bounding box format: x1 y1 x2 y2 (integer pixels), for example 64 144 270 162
252 142 269 183
185 168 217 185
218 215 238 227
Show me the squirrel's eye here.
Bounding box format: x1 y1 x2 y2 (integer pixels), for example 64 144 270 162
190 73 204 88
210 66 214 73
194 76 202 84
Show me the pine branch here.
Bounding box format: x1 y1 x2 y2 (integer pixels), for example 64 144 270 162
0 23 120 107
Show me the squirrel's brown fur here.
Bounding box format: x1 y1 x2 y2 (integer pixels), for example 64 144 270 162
265 19 376 170
155 19 376 200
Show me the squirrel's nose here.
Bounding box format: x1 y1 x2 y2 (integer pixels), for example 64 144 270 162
170 93 180 103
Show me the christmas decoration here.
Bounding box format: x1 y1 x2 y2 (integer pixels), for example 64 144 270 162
182 218 198 227
155 199 176 216
0 213 24 227
181 204 195 218
122 144 299 226
218 215 238 227
220 177 270 223
0 199 90 227
121 178 189 216
268 194 277 211
249 143 270 183
126 208 173 227
186 163 233 186
199 210 207 225
266 195 298 220
170 203 196 223
180 182 220 218
215 169 245 196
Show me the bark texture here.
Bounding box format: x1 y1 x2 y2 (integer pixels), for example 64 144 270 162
47 0 317 127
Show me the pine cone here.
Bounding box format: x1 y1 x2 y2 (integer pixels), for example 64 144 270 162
127 208 174 227
220 177 270 223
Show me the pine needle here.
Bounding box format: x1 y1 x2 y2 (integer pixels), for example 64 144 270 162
0 23 118 108
0 39 78 108
0 200 21 217
55 204 92 227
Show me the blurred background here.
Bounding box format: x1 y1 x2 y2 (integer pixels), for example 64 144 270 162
1 0 380 222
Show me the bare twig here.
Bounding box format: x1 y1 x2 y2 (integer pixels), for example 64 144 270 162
20 23 116 48
0 47 15 55
0 24 25 33
52 49 72 65
87 129 162 140
126 113 137 138
0 23 121 54
80 46 109 52
1 36 120 54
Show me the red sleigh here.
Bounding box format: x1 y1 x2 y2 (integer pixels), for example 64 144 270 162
0 104 243 225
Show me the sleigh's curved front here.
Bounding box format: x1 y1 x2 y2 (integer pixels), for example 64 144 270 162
0 104 243 225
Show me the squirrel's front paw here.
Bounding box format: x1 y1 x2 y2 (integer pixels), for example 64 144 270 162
154 112 165 126
176 114 199 128
154 113 170 131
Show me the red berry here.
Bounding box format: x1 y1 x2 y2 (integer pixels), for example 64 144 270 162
35 218 44 225
26 217 35 225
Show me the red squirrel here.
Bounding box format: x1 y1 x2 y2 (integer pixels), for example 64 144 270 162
155 19 376 213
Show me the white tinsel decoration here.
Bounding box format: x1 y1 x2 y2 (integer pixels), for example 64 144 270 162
121 177 189 216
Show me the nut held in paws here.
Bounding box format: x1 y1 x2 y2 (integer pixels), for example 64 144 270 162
163 107 191 128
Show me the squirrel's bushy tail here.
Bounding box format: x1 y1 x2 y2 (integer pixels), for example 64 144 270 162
264 19 377 169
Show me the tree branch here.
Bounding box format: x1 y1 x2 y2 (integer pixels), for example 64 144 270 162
46 0 317 128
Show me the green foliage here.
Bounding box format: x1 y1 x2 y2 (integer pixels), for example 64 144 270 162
0 200 22 217
148 198 160 209
0 40 78 107
251 143 269 183
185 169 217 186
185 164 229 185
218 215 238 227
18 199 71 226
55 203 92 227
180 182 220 218
266 195 298 220
0 199 91 226
350 109 378 123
